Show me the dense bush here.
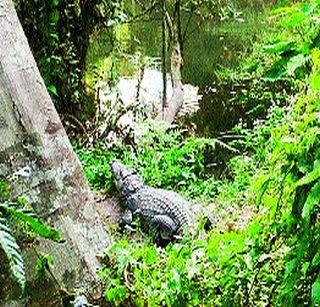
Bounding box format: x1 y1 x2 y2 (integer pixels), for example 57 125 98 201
76 122 229 201
251 51 320 305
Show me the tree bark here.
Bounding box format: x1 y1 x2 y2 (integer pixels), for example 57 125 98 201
0 0 109 304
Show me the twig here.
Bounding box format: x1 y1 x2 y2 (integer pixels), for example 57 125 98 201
245 265 262 305
123 263 134 292
64 114 90 141
135 64 145 104
124 1 159 25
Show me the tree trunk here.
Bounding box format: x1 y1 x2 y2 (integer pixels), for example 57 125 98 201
157 38 184 123
157 1 184 123
0 0 109 304
161 0 168 116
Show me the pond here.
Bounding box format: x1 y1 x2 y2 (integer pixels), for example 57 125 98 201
86 2 270 139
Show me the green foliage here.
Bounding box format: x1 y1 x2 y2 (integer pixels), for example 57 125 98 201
16 0 81 115
192 6 296 138
1 203 65 243
261 1 320 81
75 145 117 192
99 227 245 306
207 0 320 138
76 122 226 201
99 218 293 306
250 50 320 305
15 0 124 122
35 254 55 283
0 180 64 291
95 86 319 305
234 1 320 82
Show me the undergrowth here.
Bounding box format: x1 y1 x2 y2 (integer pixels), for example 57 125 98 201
0 180 64 291
75 122 232 202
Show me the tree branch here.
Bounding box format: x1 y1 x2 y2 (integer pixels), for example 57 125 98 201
124 1 159 24
182 12 193 42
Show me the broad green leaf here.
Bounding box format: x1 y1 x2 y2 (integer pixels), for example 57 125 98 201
48 85 58 97
301 3 317 14
263 68 287 81
311 250 320 269
254 174 270 205
263 55 293 80
285 11 307 27
286 54 309 76
310 72 320 91
302 180 320 221
264 40 295 54
295 167 320 187
312 275 320 305
312 49 320 66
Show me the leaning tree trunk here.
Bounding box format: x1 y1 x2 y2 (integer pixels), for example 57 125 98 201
157 40 184 123
0 0 109 305
157 1 184 123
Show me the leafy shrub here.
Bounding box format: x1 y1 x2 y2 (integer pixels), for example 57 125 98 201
251 49 320 305
76 122 230 201
261 1 320 81
99 217 295 306
100 226 247 306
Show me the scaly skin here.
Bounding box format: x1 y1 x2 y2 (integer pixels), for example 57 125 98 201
111 159 193 240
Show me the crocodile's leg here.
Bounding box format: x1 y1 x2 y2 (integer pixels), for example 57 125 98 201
119 209 133 230
149 215 178 242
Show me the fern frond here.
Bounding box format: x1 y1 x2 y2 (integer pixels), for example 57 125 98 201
1 203 65 243
0 215 25 290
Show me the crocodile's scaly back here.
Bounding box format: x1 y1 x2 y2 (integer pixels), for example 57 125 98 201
127 187 193 227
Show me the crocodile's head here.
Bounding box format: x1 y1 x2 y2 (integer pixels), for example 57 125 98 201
110 159 144 196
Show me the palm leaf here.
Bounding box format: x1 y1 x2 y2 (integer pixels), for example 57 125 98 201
0 215 25 290
1 203 65 243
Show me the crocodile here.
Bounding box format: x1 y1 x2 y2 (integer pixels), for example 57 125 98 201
110 159 209 242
